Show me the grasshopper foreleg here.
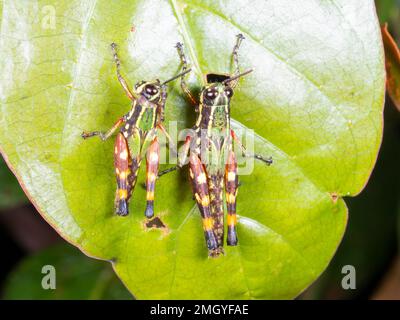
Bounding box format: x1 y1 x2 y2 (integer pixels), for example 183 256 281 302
176 43 198 106
82 117 124 141
111 43 138 101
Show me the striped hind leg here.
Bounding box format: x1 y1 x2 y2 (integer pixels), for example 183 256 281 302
114 133 131 216
225 150 239 245
189 153 219 255
144 137 160 218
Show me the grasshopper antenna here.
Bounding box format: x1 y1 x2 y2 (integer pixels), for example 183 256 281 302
222 69 254 84
162 68 192 85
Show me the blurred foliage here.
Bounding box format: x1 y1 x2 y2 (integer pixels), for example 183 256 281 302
0 156 27 209
376 0 400 26
2 243 132 299
376 0 400 250
382 24 400 111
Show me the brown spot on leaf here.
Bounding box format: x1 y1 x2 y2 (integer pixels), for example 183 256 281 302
144 216 170 235
330 192 338 203
146 216 165 229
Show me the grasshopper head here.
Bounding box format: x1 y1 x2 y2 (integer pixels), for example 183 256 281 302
201 82 233 107
135 80 163 103
133 69 192 103
201 69 252 106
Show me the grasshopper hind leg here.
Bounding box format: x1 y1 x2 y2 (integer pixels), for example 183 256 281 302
144 137 160 219
225 150 239 245
114 133 132 216
189 153 220 256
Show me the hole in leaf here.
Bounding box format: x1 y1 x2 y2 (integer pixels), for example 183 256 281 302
145 216 167 230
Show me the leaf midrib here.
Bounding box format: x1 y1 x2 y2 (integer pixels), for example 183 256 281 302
170 0 204 82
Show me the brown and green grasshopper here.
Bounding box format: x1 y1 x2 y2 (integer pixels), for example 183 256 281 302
82 43 190 218
160 34 272 256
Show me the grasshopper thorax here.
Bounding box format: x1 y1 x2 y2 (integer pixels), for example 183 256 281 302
200 69 253 107
134 80 163 103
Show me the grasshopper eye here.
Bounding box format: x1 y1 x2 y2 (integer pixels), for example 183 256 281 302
224 87 233 98
205 88 218 99
145 85 158 95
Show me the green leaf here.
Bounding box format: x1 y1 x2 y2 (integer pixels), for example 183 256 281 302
0 0 385 299
301 106 400 299
375 0 399 23
0 155 27 209
3 244 132 299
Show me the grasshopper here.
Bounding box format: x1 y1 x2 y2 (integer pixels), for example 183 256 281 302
160 35 272 256
82 43 190 218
